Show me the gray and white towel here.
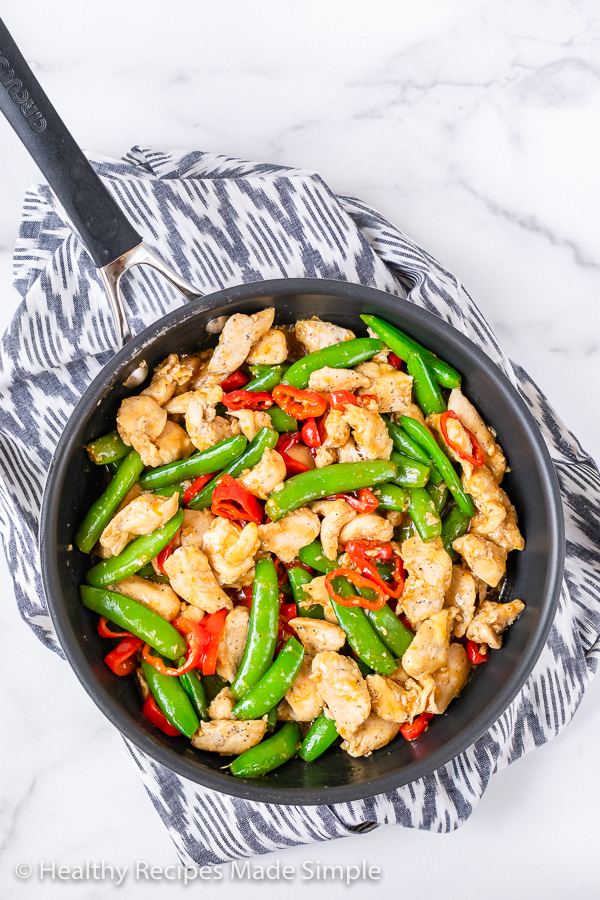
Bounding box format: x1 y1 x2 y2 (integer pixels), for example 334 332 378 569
0 146 599 866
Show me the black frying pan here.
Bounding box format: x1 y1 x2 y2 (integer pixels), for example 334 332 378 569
1 20 564 805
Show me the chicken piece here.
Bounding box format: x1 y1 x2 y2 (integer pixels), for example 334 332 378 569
237 450 287 500
432 643 472 713
100 493 179 557
341 406 393 461
207 687 236 720
185 386 236 452
337 436 363 463
191 719 266 755
466 599 525 650
179 602 205 624
294 318 355 354
288 617 346 655
181 509 216 548
226 410 272 443
472 488 524 552
202 518 260 587
444 565 477 638
355 361 413 414
310 499 357 559
427 411 476 479
310 651 371 739
151 421 195 466
116 395 168 466
398 534 453 625
136 667 151 701
208 309 275 376
462 466 506 534
448 388 507 483
174 354 204 394
284 656 324 722
141 353 200 406
163 546 232 613
321 409 351 448
366 673 436 723
246 328 288 365
308 367 371 393
300 576 338 623
400 403 429 430
109 575 181 621
277 699 301 721
340 713 400 758
339 513 394 547
402 610 454 679
314 447 338 468
386 510 404 528
164 391 194 416
257 508 321 564
216 606 250 682
452 535 508 588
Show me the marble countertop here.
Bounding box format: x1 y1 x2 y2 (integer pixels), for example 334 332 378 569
1 2 599 898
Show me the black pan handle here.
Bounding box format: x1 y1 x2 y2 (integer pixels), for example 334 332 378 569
0 19 142 268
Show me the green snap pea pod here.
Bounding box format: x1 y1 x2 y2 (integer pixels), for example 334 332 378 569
265 705 279 732
365 605 414 659
139 434 247 491
201 673 228 703
231 638 305 720
75 451 145 554
230 557 280 699
427 464 444 487
106 461 120 475
398 520 416 543
426 482 449 515
372 483 408 511
298 540 340 574
85 430 130 465
389 451 430 488
136 561 170 583
382 414 431 465
406 486 442 542
153 484 185 504
141 658 199 738
406 352 446 417
361 315 461 389
441 504 472 558
287 565 314 603
265 460 397 522
266 405 298 433
80 585 187 659
299 714 339 762
354 656 375 678
86 508 185 588
188 427 279 510
249 363 290 378
399 415 476 516
329 577 397 675
230 722 301 778
244 365 288 393
179 663 210 722
281 338 382 389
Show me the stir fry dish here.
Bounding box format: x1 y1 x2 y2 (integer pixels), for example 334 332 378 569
77 310 525 777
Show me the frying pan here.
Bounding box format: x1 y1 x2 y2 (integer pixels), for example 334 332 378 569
0 20 564 804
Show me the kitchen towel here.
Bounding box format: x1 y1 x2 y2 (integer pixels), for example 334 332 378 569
0 146 599 865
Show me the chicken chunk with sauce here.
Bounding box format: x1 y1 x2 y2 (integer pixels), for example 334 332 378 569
109 575 181 621
208 309 275 377
471 488 524 552
432 643 472 713
246 328 288 365
341 406 393 461
338 513 394 547
216 606 250 682
226 410 272 442
340 713 400 758
284 657 324 722
207 687 236 720
141 353 201 406
310 499 356 559
100 493 179 557
300 576 338 623
191 719 266 755
310 652 371 739
444 565 477 638
355 361 413 414
163 546 232 613
452 534 507 588
398 534 453 625
294 318 355 354
466 599 525 650
308 367 371 393
237 449 287 499
448 388 507 482
366 673 436 723
402 610 455 680
257 508 321 564
116 395 168 467
202 518 260 587
185 386 237 452
462 466 507 534
288 617 346 656
181 509 216 548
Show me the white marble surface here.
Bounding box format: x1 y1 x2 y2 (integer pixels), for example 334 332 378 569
1 2 599 898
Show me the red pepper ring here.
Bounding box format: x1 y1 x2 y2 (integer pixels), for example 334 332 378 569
142 617 207 677
142 695 182 736
211 474 264 524
345 543 405 600
329 488 379 514
222 390 273 411
328 389 358 411
272 384 327 420
183 472 218 506
104 635 144 676
439 410 485 467
156 527 181 575
280 450 310 476
400 712 434 741
219 370 249 392
388 352 403 370
466 639 489 664
200 608 228 676
275 431 302 454
301 416 322 447
97 616 132 639
344 539 393 561
324 568 388 611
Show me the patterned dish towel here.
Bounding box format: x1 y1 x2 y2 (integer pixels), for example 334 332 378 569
1 147 599 866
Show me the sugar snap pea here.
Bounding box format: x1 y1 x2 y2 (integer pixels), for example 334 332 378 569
179 664 210 722
364 605 414 659
265 705 279 732
382 415 430 465
230 722 301 778
361 315 461 389
266 405 298 433
264 460 397 522
441 504 472 558
81 585 187 659
244 365 288 393
398 520 416 543
372 483 408 511
75 450 145 554
139 434 247 490
141 658 199 738
230 557 279 699
426 482 449 515
201 673 228 703
281 338 382 389
287 565 314 603
329 576 397 675
389 451 430 488
86 508 185 588
299 713 339 762
106 461 120 475
187 427 278 510
85 430 130 465
231 638 305 719
406 486 442 542
298 540 340 574
407 352 446 417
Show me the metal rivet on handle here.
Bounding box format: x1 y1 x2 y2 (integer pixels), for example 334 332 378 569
122 360 148 388
206 316 228 334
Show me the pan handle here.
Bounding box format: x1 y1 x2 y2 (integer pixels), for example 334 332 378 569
0 18 142 268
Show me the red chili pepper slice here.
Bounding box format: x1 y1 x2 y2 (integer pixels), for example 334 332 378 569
183 472 218 507
316 412 328 446
439 410 485 467
345 539 405 599
344 539 393 561
97 616 132 639
142 695 182 736
286 560 314 575
104 635 144 676
272 384 327 420
330 488 379 514
280 451 310 476
142 617 207 677
156 528 181 574
398 612 414 633
388 352 403 370
328 390 358 411
211 474 264 524
280 603 297 622
400 712 434 741
200 608 228 675
301 417 322 448
466 640 488 664
274 558 289 586
222 390 273 411
324 568 388 611
219 370 249 392
275 432 301 454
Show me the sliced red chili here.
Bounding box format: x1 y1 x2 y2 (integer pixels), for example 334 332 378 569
439 410 485 467
301 416 321 447
274 558 289 586
142 617 207 676
276 431 301 454
104 635 144 676
324 568 388 611
330 488 379 514
219 370 249 392
156 528 181 574
286 560 314 575
272 384 327 420
200 608 228 675
388 352 403 370
466 640 488 664
345 539 405 599
328 390 358 411
222 390 273 411
316 412 328 446
398 612 414 633
344 539 393 561
183 472 217 507
142 695 182 736
280 451 310 476
280 603 297 622
400 712 434 741
211 474 263 524
97 616 131 639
